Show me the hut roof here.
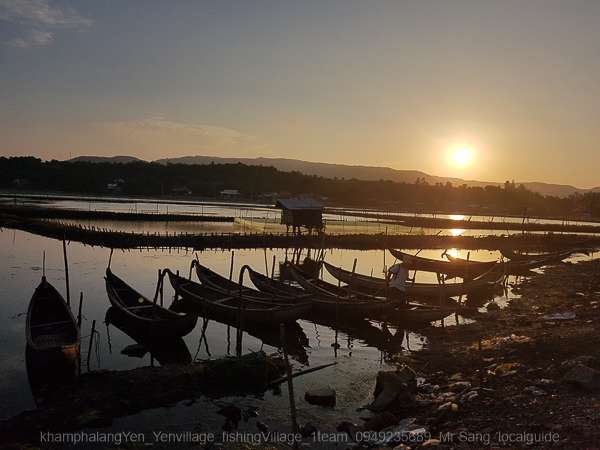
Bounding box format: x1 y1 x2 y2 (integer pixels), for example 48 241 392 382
275 198 323 211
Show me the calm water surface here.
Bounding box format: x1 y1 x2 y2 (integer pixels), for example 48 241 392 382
1 228 439 422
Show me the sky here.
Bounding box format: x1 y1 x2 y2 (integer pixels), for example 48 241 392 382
1 1 599 188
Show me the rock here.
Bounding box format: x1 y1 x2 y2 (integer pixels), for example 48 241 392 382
216 404 243 427
462 391 479 402
222 419 235 432
336 421 355 433
298 423 317 437
419 383 440 394
305 388 336 407
560 356 600 374
486 301 500 311
364 411 398 431
242 408 258 421
256 421 269 432
563 364 600 389
524 386 547 396
448 381 471 393
369 368 417 412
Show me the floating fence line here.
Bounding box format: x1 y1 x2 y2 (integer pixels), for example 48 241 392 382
2 215 597 251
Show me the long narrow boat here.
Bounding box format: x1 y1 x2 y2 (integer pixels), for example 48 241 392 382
26 276 81 387
287 263 458 322
322 260 503 298
165 268 311 324
388 249 498 278
445 253 563 275
499 248 573 263
247 266 310 298
193 260 311 301
105 268 198 339
286 262 395 317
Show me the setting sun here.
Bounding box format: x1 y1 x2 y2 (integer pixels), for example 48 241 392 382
447 146 475 169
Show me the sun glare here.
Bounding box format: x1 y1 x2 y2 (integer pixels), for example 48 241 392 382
447 145 475 169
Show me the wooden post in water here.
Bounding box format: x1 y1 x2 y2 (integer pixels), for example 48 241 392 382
229 251 235 281
62 234 71 307
87 320 96 373
77 292 83 328
235 265 249 357
280 323 299 450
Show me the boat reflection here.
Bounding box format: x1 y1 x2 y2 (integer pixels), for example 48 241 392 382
170 299 310 365
105 307 192 365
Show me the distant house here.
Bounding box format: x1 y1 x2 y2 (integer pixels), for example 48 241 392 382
171 184 192 195
107 178 125 194
220 189 240 199
276 198 324 235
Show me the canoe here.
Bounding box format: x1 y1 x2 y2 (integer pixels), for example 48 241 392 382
445 253 561 275
499 248 573 263
322 260 503 298
286 262 394 317
165 268 311 324
193 260 311 301
26 276 81 387
247 266 310 298
105 268 198 339
388 249 498 278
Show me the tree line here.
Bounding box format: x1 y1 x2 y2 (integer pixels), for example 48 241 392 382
1 156 599 219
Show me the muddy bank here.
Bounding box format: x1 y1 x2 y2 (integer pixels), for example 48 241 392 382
0 352 285 449
358 258 600 449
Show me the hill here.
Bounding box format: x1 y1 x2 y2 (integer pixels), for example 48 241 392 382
71 155 597 198
70 156 142 164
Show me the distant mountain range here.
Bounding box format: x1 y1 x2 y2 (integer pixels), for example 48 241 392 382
70 155 600 198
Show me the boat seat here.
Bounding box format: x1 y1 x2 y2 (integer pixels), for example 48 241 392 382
33 331 76 348
30 320 74 329
125 305 155 310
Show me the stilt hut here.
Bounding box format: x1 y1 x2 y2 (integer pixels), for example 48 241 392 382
276 198 324 235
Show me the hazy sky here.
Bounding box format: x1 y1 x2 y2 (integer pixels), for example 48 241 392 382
1 1 599 188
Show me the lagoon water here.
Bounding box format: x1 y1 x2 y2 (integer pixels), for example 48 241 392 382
0 226 436 423
0 198 548 443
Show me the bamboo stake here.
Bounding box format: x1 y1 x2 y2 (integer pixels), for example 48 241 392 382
280 323 299 450
62 234 70 307
86 320 96 373
269 362 338 386
77 292 83 328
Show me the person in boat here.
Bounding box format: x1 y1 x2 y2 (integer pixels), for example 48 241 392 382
387 257 414 308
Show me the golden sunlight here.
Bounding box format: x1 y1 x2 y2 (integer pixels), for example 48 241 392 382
447 145 475 169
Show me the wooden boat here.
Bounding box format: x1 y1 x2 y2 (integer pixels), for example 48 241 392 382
322 260 503 298
26 276 81 387
193 260 311 301
499 248 573 263
105 268 198 339
164 268 311 324
247 265 310 298
445 253 562 275
388 249 497 278
251 265 456 324
286 262 394 317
